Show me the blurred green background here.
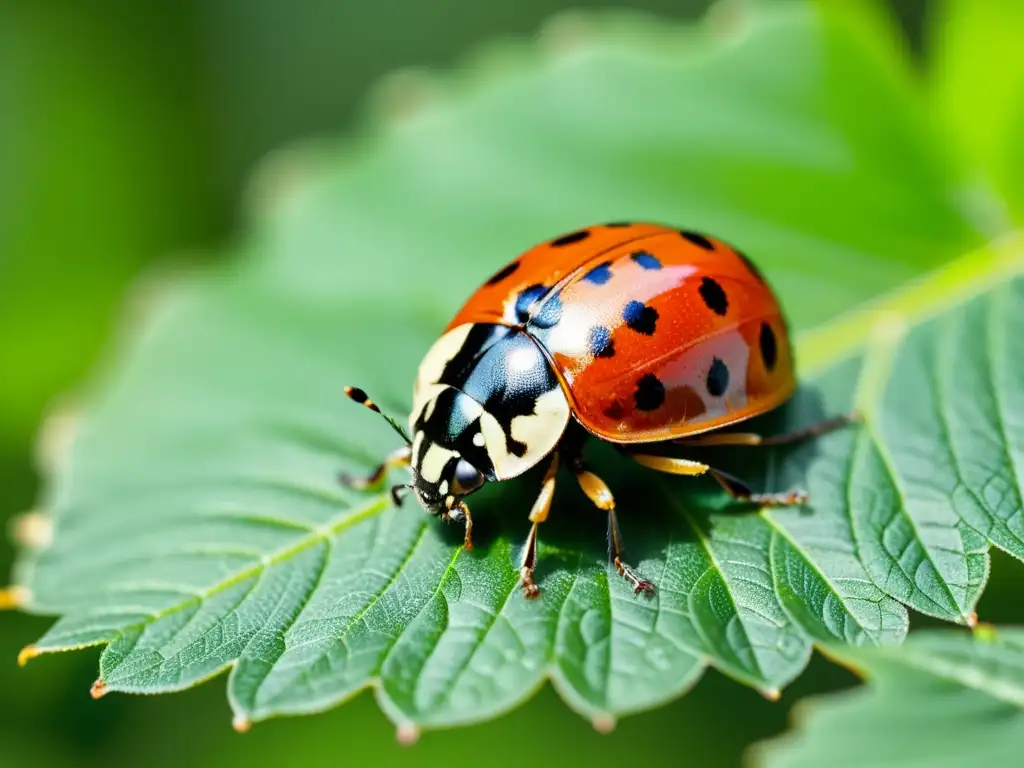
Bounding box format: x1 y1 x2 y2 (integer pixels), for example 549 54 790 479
4 1 1021 766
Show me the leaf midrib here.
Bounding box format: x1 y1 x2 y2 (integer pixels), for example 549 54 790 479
983 284 1024 529
38 493 391 654
760 511 889 645
930 313 994 538
857 399 970 620
796 234 1024 375
255 518 431 670
677 500 769 687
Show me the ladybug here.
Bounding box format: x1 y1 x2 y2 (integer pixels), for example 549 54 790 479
343 223 852 598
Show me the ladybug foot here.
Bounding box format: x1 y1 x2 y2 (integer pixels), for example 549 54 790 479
632 579 656 596
338 471 372 491
442 502 475 551
750 489 808 507
520 569 541 599
614 557 656 597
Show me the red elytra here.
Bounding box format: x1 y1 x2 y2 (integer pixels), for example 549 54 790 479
449 222 795 443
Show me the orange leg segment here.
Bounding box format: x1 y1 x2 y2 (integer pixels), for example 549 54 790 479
631 453 806 507
339 445 412 490
443 500 475 551
573 468 654 596
519 455 559 599
673 412 857 448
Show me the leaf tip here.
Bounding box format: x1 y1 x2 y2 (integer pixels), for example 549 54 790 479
591 714 616 734
760 687 781 702
34 394 81 476
232 715 252 733
539 11 598 59
395 723 420 746
373 70 440 125
706 0 752 40
973 622 998 642
0 586 29 610
90 679 108 699
10 511 54 550
17 645 41 667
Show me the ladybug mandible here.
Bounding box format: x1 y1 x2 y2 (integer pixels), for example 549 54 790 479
343 223 852 598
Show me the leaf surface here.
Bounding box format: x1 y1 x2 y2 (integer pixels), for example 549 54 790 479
756 626 1024 767
930 0 1024 224
8 3 1024 733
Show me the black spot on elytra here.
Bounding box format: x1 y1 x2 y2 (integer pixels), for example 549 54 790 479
760 322 778 371
508 440 528 457
531 294 563 329
551 229 590 247
584 261 613 285
515 284 547 322
604 400 625 420
698 277 728 316
634 374 665 411
486 260 520 285
681 230 715 251
622 300 658 335
630 250 661 270
588 326 615 358
706 358 729 397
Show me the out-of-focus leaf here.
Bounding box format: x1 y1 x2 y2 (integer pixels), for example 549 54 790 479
755 626 1024 767
10 2 1024 735
249 3 980 332
929 0 1024 225
0 0 217 447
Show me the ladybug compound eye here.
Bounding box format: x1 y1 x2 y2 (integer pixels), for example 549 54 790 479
452 459 485 495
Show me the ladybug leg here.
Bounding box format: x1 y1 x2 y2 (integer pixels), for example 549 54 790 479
443 500 475 551
673 412 857 448
572 467 655 596
631 454 806 507
338 445 411 491
519 455 559 599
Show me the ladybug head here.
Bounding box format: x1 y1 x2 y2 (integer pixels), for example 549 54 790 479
342 384 492 518
400 322 573 517
408 452 486 517
406 386 496 515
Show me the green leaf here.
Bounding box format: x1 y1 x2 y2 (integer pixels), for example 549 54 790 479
246 3 982 333
7 3 1024 735
930 0 1024 225
754 626 1024 767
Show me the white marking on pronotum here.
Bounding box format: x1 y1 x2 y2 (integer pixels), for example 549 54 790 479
472 432 485 447
511 387 571 454
414 324 473 392
417 443 458 483
480 387 570 480
411 430 425 461
409 382 447 433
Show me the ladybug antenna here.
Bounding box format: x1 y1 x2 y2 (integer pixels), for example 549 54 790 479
344 386 412 445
